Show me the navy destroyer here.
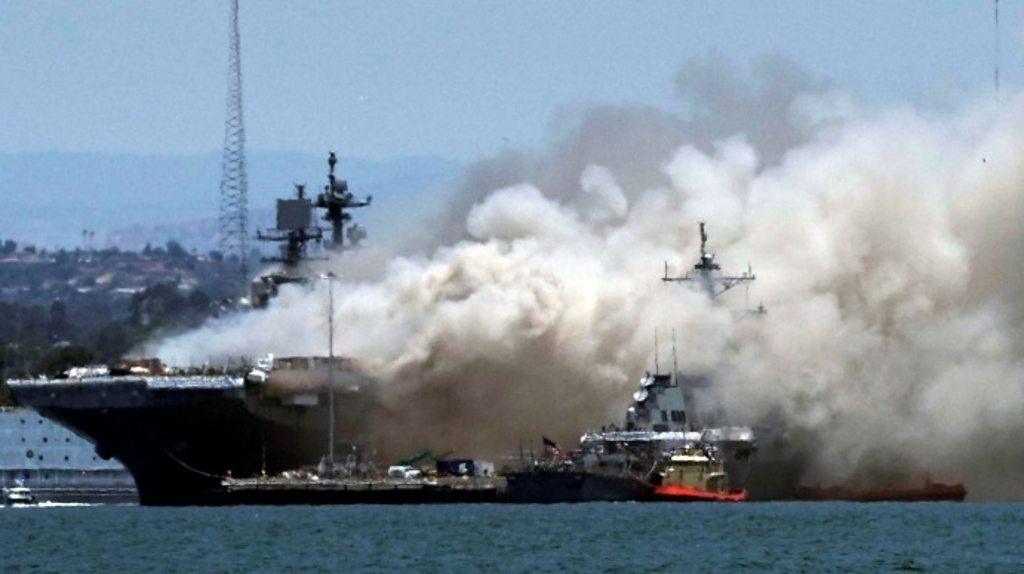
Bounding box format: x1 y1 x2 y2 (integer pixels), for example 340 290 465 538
9 154 380 506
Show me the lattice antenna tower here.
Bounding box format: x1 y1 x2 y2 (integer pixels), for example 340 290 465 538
218 0 249 281
995 0 1001 94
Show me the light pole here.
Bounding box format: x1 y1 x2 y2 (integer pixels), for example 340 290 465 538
322 272 336 474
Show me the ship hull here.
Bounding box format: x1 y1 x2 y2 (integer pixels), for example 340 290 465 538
504 470 652 503
652 484 748 502
33 402 315 505
13 377 377 506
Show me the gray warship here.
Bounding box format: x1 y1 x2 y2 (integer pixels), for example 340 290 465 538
508 223 802 502
9 153 381 506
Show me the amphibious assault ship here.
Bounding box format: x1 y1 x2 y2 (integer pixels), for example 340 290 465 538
9 154 379 506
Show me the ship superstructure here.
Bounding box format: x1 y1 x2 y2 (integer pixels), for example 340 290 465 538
504 366 755 503
662 221 755 300
317 151 371 250
575 369 756 495
251 152 371 307
570 222 803 499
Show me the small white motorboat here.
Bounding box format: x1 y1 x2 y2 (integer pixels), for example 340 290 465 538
3 486 38 506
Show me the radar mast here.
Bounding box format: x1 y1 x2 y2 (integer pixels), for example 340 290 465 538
662 222 755 299
256 183 323 268
249 151 372 308
316 152 372 251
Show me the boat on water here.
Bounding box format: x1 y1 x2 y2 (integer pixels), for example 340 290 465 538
0 407 136 504
505 365 754 504
651 446 748 502
4 484 37 506
5 207 824 506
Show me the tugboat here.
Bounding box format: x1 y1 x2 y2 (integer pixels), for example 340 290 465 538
651 445 748 502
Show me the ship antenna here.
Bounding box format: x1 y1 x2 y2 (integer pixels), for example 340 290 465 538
699 221 708 259
663 221 755 299
654 328 660 375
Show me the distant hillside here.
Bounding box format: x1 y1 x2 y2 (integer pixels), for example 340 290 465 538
0 151 462 251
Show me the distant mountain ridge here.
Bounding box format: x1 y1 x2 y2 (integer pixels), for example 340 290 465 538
0 151 462 251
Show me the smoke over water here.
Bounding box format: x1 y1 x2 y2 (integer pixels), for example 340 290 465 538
156 57 1024 498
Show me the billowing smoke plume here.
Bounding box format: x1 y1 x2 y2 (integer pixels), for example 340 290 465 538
156 56 1024 498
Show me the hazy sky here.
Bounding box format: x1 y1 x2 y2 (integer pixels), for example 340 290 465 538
1 1 1020 160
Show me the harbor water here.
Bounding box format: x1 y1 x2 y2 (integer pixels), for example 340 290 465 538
1 502 1023 572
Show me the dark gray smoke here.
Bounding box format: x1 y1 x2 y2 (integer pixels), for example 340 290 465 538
433 54 833 247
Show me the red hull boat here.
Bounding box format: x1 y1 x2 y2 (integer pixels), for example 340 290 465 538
653 484 749 502
652 448 749 502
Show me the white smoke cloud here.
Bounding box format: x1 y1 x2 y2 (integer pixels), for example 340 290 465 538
466 184 580 242
578 165 628 224
155 59 1024 498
